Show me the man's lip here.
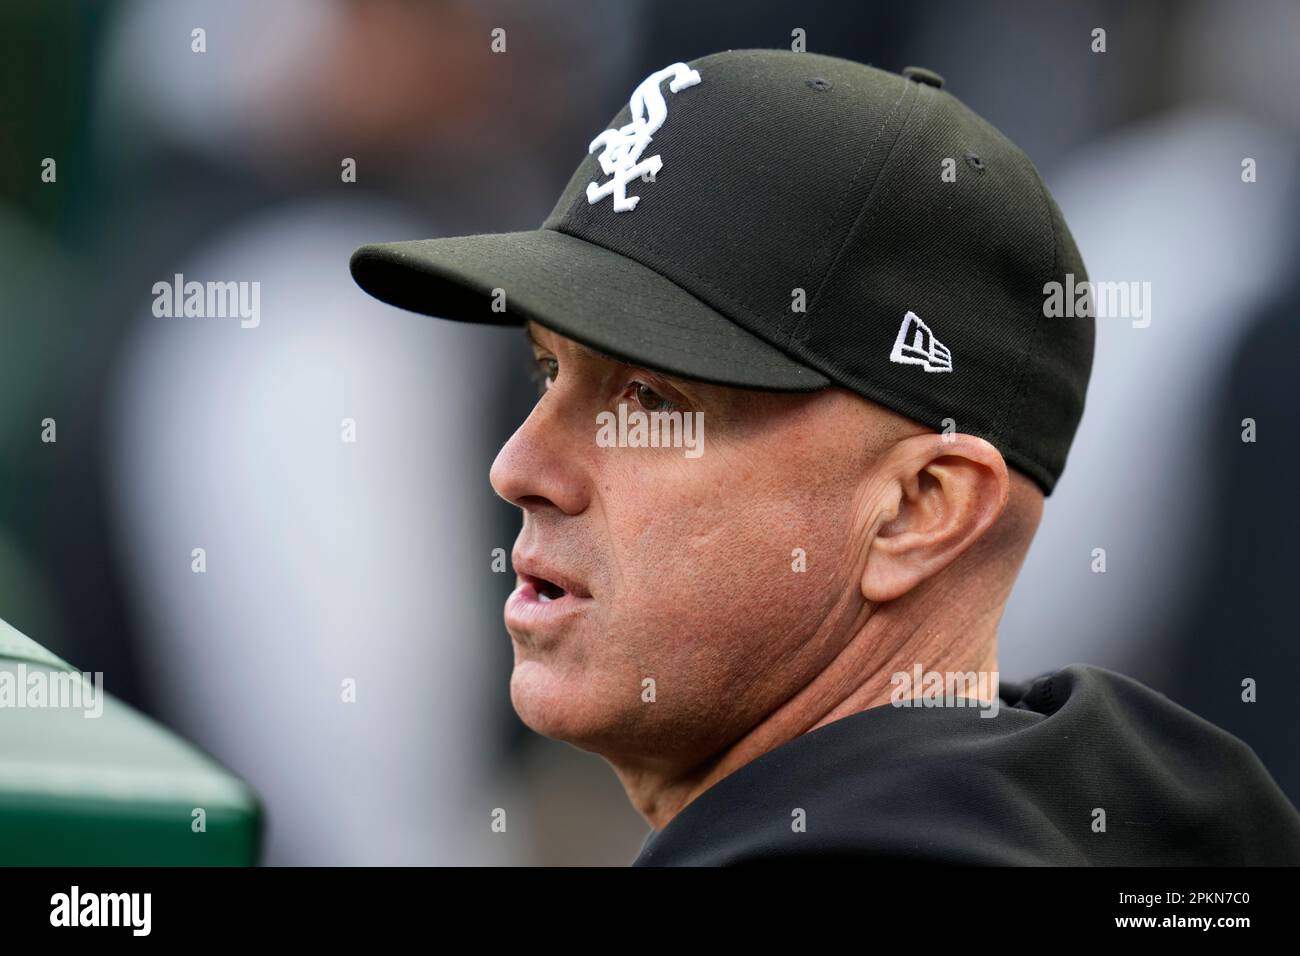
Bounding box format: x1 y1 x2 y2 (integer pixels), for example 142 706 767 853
511 552 592 599
505 576 594 634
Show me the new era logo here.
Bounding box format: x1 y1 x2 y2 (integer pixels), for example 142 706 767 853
889 311 953 373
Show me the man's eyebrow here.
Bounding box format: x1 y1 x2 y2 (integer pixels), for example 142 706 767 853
524 322 545 352
520 327 707 398
523 323 696 394
524 322 604 363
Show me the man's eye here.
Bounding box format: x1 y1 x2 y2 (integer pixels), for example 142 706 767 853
627 382 674 412
531 357 558 392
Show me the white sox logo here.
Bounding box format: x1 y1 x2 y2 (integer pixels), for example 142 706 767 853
586 62 701 212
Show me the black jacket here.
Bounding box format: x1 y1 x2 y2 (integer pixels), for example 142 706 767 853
632 664 1300 865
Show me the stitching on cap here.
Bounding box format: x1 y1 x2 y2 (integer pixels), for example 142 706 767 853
535 229 824 368
786 78 916 347
996 169 1057 449
555 223 818 363
544 311 813 367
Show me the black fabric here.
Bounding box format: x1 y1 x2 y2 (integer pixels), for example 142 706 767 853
351 48 1095 493
631 664 1300 866
348 230 828 390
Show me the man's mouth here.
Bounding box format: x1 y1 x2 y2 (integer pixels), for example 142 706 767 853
511 553 592 600
524 573 568 603
505 555 594 634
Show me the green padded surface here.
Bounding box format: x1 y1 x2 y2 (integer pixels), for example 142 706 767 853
0 617 262 865
0 617 72 671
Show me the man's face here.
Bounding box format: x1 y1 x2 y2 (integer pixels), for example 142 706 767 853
490 322 904 769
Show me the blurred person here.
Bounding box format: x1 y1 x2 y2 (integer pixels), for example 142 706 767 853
947 0 1300 687
0 0 156 708
1162 197 1300 808
1154 1 1300 797
350 49 1300 863
1000 110 1298 678
102 0 642 864
0 211 73 657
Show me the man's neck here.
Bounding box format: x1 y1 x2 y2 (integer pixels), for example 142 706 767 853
617 593 1002 832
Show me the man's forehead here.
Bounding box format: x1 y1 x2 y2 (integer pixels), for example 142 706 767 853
526 320 581 353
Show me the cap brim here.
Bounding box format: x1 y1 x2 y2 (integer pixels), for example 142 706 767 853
349 228 829 391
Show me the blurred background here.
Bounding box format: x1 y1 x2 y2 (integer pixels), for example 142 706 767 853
2 0 1297 864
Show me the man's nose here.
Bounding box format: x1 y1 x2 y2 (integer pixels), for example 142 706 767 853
489 397 590 516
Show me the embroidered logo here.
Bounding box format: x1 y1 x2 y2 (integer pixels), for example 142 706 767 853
586 62 701 212
890 311 953 373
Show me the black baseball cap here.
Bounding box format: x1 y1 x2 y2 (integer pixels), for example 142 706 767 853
350 48 1094 493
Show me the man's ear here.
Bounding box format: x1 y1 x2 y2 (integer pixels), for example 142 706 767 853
861 433 1010 603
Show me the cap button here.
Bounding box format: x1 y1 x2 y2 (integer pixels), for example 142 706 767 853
902 66 944 89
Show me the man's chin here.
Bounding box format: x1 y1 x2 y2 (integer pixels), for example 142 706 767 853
508 660 621 751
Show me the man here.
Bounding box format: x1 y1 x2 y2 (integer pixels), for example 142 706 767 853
350 49 1300 864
